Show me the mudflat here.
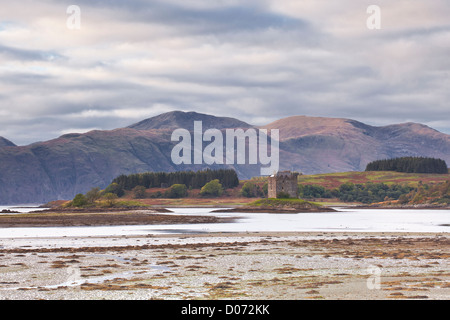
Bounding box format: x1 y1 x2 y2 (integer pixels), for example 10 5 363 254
0 210 234 227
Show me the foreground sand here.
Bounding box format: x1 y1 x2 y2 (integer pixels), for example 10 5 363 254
0 231 448 300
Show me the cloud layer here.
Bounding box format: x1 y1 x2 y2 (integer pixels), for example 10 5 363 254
1 0 449 145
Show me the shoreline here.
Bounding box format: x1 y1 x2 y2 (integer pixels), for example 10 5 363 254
0 205 448 229
0 209 235 228
0 231 448 300
339 205 450 210
211 206 336 213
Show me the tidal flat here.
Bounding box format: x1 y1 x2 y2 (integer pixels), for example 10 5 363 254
0 232 448 300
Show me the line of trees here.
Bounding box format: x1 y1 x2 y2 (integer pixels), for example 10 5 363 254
335 182 414 203
298 182 415 204
111 168 239 191
365 157 448 174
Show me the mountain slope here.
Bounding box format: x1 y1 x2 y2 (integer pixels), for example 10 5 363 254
0 111 448 204
0 113 261 204
0 136 16 147
262 116 450 174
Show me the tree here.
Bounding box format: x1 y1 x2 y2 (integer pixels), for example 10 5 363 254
111 169 239 190
366 157 448 174
165 184 188 198
241 181 258 198
132 185 146 199
72 193 87 207
103 193 118 207
262 182 268 197
103 183 125 197
85 187 101 204
200 179 223 197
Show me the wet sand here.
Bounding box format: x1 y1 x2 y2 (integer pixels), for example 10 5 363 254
0 231 448 300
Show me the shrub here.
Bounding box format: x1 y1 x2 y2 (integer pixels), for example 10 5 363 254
200 179 223 197
241 181 263 198
150 191 163 198
103 192 118 207
165 184 188 198
132 185 146 199
276 191 291 199
71 193 87 207
85 187 101 204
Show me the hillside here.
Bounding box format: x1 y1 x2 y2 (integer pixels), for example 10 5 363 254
0 137 16 147
295 171 450 205
297 171 450 189
263 116 450 174
0 128 176 204
0 111 449 204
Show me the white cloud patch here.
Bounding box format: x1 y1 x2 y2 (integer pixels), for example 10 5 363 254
0 0 449 145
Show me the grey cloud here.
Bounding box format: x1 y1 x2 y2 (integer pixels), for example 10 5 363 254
0 0 449 145
77 0 306 33
0 44 65 62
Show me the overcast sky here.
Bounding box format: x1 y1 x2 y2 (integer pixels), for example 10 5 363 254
1 0 449 145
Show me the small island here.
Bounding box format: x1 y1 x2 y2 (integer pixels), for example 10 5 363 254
213 198 337 213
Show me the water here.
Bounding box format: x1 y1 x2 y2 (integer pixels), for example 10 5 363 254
0 207 448 238
0 205 47 214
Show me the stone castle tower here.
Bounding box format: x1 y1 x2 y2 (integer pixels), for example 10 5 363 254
267 171 299 198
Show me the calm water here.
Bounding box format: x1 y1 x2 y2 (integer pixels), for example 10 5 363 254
0 205 47 214
0 206 448 238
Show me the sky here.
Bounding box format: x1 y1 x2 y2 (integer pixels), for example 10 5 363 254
0 0 449 145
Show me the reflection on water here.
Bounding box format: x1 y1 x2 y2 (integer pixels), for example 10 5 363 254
0 207 448 238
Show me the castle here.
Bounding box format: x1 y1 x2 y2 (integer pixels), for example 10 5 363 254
267 171 299 198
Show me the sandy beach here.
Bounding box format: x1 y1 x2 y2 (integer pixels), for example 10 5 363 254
0 230 448 300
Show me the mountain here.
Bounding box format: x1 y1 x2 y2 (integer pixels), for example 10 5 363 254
0 136 16 147
0 111 449 204
0 128 177 204
128 111 252 131
262 116 450 174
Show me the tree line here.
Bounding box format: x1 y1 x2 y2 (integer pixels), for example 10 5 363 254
365 157 448 174
111 168 239 191
298 182 414 204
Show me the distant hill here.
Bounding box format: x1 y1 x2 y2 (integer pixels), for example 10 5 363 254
0 136 16 147
0 110 449 204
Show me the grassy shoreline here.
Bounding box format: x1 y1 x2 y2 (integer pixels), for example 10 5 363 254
213 198 337 213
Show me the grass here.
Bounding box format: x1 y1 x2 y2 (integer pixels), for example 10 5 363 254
248 198 323 208
62 199 150 209
251 198 308 206
297 171 450 189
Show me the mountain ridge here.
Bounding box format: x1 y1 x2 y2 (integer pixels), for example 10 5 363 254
0 110 448 204
0 136 16 147
128 110 253 131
